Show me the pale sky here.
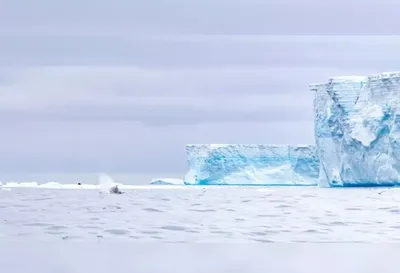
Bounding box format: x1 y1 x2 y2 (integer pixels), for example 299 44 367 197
1 0 399 176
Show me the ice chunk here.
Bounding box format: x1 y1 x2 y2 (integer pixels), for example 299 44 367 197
184 144 319 185
150 178 184 185
3 181 39 188
312 71 400 187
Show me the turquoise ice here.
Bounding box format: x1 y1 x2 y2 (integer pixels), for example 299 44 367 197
184 144 319 185
311 72 400 187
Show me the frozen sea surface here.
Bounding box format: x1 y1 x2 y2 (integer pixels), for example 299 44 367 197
1 186 400 243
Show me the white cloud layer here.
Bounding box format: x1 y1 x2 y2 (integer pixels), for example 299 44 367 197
1 0 400 175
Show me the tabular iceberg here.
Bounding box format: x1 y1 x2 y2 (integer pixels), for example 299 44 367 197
312 72 400 187
149 71 400 188
184 144 319 185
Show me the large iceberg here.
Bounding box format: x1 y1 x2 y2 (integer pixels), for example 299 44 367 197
184 144 319 185
312 71 400 187
149 71 400 188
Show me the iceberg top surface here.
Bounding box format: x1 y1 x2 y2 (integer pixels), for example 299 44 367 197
329 76 367 82
186 144 315 148
310 71 400 92
150 178 184 185
185 144 318 163
309 76 365 87
368 71 400 81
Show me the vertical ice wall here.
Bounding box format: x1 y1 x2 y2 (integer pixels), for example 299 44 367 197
184 144 319 185
312 72 400 187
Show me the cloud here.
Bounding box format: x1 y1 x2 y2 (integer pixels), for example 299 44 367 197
1 35 400 70
0 63 317 173
1 34 398 174
0 119 314 173
1 0 399 35
0 62 317 173
0 100 313 125
0 65 317 126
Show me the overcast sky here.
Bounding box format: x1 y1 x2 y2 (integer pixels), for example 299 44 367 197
1 0 399 176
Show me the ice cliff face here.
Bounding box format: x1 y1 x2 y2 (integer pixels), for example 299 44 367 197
184 144 319 185
312 72 400 187
159 71 400 188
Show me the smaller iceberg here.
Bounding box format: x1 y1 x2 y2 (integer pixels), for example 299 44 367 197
150 178 184 185
184 144 319 185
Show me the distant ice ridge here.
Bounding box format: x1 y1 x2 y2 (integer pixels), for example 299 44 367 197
150 178 184 185
311 71 400 187
2 182 99 189
0 181 187 190
184 144 320 185
0 174 186 190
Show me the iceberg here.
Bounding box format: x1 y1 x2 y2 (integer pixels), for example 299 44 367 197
312 71 400 187
184 144 319 185
148 70 400 188
150 178 184 185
